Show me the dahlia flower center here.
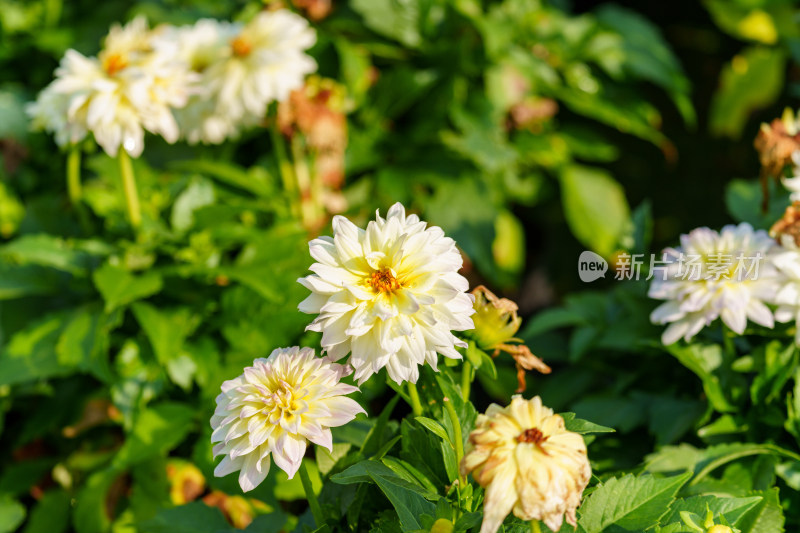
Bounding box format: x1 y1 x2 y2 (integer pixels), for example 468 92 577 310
102 53 128 76
368 268 402 294
231 36 252 57
517 427 547 445
267 380 303 415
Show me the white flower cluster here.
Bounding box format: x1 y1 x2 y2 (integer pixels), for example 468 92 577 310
28 10 316 157
649 220 800 346
213 204 477 492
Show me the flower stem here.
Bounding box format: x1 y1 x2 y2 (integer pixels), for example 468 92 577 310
443 397 466 486
298 460 324 527
407 382 424 416
269 123 301 219
67 146 92 233
67 146 82 206
461 360 472 402
530 520 542 533
117 149 141 229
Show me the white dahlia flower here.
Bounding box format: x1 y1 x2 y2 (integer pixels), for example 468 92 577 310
649 223 778 345
461 395 591 533
165 19 243 144
298 203 475 385
29 16 194 157
206 9 316 123
768 248 800 344
211 346 364 492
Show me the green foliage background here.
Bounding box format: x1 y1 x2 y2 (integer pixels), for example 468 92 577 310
1 0 800 532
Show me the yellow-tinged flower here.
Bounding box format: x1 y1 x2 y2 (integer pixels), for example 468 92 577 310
298 203 475 385
470 286 550 392
461 395 591 533
210 346 365 492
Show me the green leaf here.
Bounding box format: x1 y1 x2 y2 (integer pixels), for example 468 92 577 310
171 177 216 233
577 472 691 533
595 5 694 126
22 490 70 533
0 234 98 275
666 343 736 413
415 417 452 446
113 402 195 468
138 502 230 533
690 442 800 486
725 178 789 229
750 340 798 405
0 458 54 497
658 494 763 529
168 160 273 197
331 460 437 531
0 263 63 299
0 313 72 386
73 468 118 533
520 308 587 340
350 0 422 48
560 165 631 257
93 263 163 312
736 488 785 533
560 412 615 435
0 496 25 533
131 303 199 388
56 305 117 383
709 46 786 139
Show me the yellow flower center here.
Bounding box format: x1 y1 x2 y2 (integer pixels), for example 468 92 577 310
231 35 252 57
102 53 128 76
368 269 402 294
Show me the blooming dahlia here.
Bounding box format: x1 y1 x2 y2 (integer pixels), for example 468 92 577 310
649 223 778 345
461 395 591 533
298 203 475 385
211 346 364 492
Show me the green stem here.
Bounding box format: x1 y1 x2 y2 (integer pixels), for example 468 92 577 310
66 146 92 233
443 397 465 486
461 360 472 402
117 149 141 229
67 146 82 206
530 520 542 533
407 382 423 416
269 123 301 219
298 460 324 527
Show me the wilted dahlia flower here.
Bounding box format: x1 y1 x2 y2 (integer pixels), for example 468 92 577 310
29 16 194 157
649 223 777 345
211 347 364 492
461 395 591 533
206 9 316 124
298 203 475 385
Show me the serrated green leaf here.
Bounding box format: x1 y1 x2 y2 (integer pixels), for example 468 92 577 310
658 494 763 529
577 472 691 533
331 460 437 531
736 488 784 533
